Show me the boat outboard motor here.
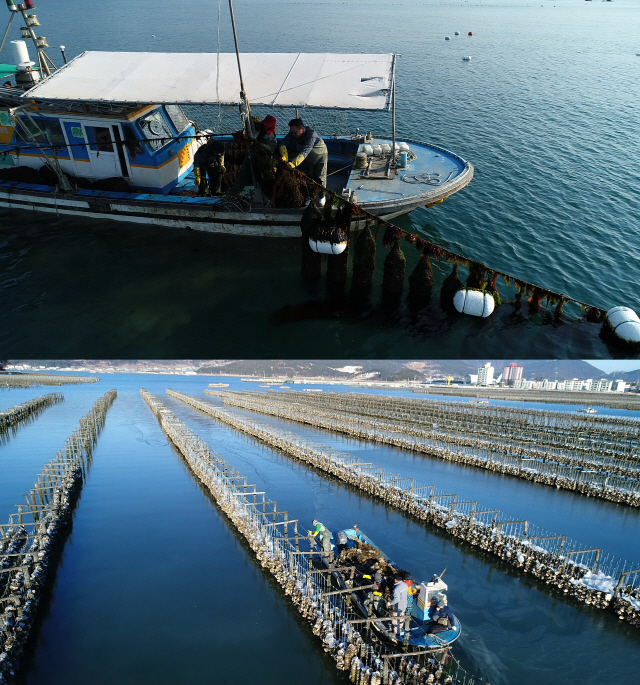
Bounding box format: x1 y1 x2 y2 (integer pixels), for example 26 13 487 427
335 529 348 552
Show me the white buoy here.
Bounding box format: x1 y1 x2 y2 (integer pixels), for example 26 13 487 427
462 56 472 61
309 238 348 255
445 36 451 40
453 289 495 317
605 307 640 344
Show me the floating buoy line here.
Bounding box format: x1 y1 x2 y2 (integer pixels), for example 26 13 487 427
0 390 117 684
289 155 639 349
206 390 640 507
142 389 486 685
5 120 637 349
0 393 63 439
167 389 640 630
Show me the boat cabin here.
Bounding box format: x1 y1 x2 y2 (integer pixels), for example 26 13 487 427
0 98 198 193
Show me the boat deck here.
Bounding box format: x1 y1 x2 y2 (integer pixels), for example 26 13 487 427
166 135 469 206
344 137 467 205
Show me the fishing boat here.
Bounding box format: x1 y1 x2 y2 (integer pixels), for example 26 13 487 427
312 527 461 650
0 3 473 238
208 382 229 387
578 407 597 414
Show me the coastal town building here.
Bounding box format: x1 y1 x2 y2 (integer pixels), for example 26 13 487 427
477 363 494 386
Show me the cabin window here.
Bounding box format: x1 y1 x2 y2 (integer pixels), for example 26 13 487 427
88 127 114 153
137 109 172 151
122 125 144 158
16 117 66 149
165 105 190 134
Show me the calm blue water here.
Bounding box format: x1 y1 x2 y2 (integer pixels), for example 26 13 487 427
2 375 639 684
1 0 639 357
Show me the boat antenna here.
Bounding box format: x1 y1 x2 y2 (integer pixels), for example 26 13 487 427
227 0 255 139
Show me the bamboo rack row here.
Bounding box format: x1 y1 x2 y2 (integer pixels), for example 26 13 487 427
412 386 640 412
232 389 640 451
205 391 640 507
0 393 63 437
0 373 100 389
215 389 640 475
167 389 640 630
0 390 117 683
142 389 486 685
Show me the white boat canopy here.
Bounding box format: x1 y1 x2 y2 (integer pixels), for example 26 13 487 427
24 51 395 111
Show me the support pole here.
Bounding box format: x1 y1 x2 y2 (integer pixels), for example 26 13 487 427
227 0 254 138
0 11 15 56
19 6 50 76
391 54 397 164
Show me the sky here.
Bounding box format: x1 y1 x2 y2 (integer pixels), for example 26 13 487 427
585 360 640 373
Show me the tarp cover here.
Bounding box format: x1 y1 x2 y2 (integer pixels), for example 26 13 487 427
24 52 394 110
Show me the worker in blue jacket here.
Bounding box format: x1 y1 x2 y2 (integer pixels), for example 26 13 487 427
426 599 454 634
279 118 328 205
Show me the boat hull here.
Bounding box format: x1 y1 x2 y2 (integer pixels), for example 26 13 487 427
0 136 473 237
0 175 469 237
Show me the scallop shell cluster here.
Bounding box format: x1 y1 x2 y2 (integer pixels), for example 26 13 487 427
169 390 640 631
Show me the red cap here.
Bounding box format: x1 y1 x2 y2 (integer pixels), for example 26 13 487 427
261 115 276 134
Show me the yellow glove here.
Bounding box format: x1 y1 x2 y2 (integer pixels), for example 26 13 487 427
251 115 261 124
279 146 288 162
307 530 313 536
194 167 201 185
287 161 295 169
290 153 305 168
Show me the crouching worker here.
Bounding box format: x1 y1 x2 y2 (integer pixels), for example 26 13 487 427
425 599 453 635
193 137 226 196
279 118 328 206
309 519 332 561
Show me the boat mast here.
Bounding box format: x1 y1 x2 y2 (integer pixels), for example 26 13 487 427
227 0 255 139
391 53 397 164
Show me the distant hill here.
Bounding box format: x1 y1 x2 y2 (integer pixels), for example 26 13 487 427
10 359 635 383
196 359 434 380
608 368 640 383
196 359 611 382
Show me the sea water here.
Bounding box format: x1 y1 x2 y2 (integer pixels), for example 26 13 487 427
1 0 639 358
1 375 639 684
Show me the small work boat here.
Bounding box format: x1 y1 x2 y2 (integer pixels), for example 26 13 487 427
0 4 473 238
208 383 229 387
312 527 461 650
